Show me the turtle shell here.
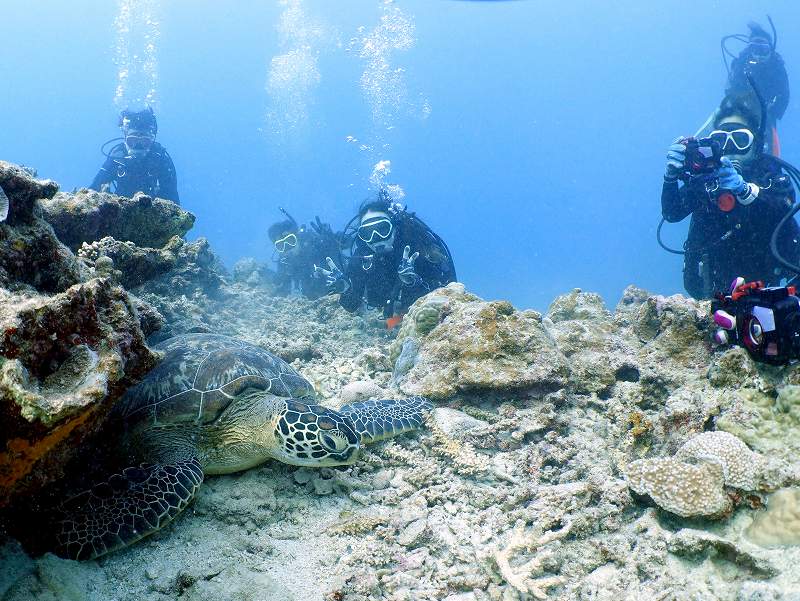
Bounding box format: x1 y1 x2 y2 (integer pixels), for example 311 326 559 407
117 333 315 426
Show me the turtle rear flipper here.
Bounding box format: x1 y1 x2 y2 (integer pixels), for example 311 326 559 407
339 396 433 444
55 458 204 560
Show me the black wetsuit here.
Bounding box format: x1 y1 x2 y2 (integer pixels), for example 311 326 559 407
90 142 179 203
339 219 456 317
275 228 342 300
662 155 800 299
726 50 790 122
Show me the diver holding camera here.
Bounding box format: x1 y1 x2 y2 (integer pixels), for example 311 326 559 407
659 88 800 300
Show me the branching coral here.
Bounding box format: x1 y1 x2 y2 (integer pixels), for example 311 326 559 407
492 519 571 599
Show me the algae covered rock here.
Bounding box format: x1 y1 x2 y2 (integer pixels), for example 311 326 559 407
40 189 195 251
77 235 181 289
0 278 159 508
546 289 638 394
746 487 800 548
0 161 80 293
632 293 712 366
391 283 570 399
716 385 800 464
0 160 59 225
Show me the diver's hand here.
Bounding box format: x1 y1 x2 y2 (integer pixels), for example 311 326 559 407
313 257 350 293
397 246 421 286
717 157 759 205
665 138 686 182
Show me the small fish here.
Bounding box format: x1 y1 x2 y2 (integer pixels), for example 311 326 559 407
0 184 8 222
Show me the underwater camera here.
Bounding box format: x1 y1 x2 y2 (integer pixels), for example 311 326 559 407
712 280 800 365
680 136 722 179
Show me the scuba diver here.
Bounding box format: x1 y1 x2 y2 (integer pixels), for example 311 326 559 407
268 210 343 300
660 89 800 300
314 191 456 326
722 18 788 154
89 107 180 203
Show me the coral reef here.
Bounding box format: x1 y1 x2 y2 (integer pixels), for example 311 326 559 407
6 160 800 599
626 456 732 518
39 189 194 251
625 432 783 518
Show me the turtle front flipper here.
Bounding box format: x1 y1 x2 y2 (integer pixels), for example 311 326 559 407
54 458 204 560
338 396 434 444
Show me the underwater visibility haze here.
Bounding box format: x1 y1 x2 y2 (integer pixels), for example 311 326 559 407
8 2 800 600
4 0 799 308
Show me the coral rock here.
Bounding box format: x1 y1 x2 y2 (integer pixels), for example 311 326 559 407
0 160 58 225
392 283 570 399
340 380 386 404
0 278 159 507
40 189 195 251
746 487 800 548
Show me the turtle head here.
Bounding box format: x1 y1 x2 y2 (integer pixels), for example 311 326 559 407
273 399 361 466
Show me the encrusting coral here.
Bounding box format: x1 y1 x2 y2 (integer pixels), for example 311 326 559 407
626 456 732 518
746 488 800 548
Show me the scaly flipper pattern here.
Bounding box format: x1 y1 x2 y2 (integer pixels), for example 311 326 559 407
55 458 204 560
338 396 433 444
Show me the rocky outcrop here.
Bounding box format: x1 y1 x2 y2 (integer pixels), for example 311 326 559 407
0 161 81 293
39 189 194 251
0 161 58 225
390 283 571 399
0 278 158 507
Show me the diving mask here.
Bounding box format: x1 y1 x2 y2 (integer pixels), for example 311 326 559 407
748 40 772 60
124 130 155 156
709 127 755 155
357 217 393 243
274 233 298 253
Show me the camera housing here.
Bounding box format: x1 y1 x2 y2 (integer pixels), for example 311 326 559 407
681 136 722 179
713 282 800 365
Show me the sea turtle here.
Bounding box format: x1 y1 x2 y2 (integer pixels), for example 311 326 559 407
54 333 432 560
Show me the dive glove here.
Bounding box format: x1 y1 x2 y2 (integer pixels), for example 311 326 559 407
397 245 422 287
313 257 350 293
717 157 759 205
664 139 686 182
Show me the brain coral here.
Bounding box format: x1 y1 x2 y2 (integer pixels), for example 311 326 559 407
625 457 731 518
675 431 765 491
626 431 769 518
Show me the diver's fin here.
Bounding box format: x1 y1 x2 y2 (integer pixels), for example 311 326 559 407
54 458 204 560
0 184 8 222
339 396 433 444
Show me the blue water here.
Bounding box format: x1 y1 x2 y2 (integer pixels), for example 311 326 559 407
2 1 798 310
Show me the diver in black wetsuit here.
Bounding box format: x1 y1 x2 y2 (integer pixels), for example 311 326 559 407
314 192 456 323
89 107 179 204
661 92 800 299
724 20 789 147
269 212 343 300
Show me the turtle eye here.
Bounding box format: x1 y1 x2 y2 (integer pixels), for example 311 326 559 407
320 432 348 453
